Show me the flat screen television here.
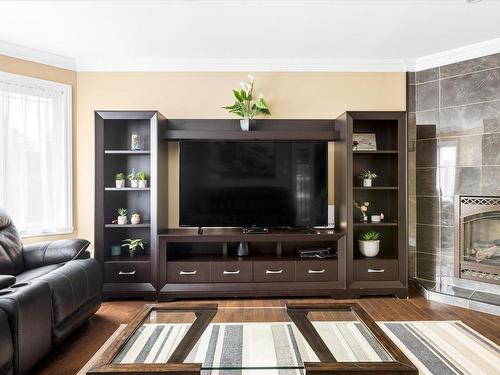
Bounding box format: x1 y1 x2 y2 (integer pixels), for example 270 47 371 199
179 141 328 228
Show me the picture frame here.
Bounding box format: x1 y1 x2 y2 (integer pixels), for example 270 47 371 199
353 133 377 151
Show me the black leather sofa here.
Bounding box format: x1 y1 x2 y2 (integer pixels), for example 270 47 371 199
0 209 102 374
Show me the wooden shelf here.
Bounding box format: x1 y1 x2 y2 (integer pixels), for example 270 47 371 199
105 187 151 191
353 186 398 190
105 222 151 228
353 150 398 154
104 255 151 263
104 150 150 155
163 130 337 141
353 222 398 227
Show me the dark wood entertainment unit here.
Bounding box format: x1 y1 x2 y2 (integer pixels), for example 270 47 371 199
157 228 345 301
95 112 408 300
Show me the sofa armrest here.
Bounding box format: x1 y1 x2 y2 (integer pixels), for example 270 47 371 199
22 239 90 270
0 276 15 290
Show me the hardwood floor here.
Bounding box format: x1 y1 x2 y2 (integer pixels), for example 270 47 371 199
33 288 500 375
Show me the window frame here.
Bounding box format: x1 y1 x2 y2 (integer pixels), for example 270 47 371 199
0 70 73 238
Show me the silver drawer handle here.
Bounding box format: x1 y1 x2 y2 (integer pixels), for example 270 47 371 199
266 269 284 274
179 270 197 275
368 268 385 273
223 270 240 275
118 270 136 275
308 269 326 274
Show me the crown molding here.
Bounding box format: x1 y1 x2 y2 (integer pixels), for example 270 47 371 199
76 58 409 72
0 40 76 71
2 37 500 73
413 37 500 71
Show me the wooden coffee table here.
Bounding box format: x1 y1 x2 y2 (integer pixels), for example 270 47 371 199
88 302 417 374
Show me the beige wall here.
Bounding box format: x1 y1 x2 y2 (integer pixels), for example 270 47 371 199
0 55 78 244
77 72 406 242
0 56 406 244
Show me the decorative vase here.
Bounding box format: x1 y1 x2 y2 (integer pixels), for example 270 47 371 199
115 180 125 188
360 214 368 223
359 240 380 257
130 180 139 188
129 250 135 258
240 118 250 131
237 241 249 256
138 180 147 188
117 216 128 225
110 245 121 257
131 214 141 225
363 179 372 187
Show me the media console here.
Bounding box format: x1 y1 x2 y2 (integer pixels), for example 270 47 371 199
157 228 346 301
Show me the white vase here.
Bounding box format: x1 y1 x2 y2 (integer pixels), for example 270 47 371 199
138 180 147 188
115 180 125 188
130 180 139 188
240 118 250 131
117 216 128 225
363 179 372 187
359 240 380 257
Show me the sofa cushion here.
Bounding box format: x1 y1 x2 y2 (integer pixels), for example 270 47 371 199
34 258 101 326
0 209 23 276
14 264 63 284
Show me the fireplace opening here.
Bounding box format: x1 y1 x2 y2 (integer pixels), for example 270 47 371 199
455 196 500 285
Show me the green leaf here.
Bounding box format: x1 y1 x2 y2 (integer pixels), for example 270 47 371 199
232 90 243 102
259 108 271 115
255 98 268 109
239 89 248 101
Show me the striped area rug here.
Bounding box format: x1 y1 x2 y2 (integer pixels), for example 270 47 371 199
80 321 500 375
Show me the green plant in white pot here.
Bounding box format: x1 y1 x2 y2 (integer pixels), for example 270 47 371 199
117 208 128 225
115 173 126 188
128 169 138 188
359 170 378 187
121 238 146 258
137 171 147 188
359 231 381 257
223 75 271 131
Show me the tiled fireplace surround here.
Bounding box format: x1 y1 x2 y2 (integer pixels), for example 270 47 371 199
407 52 500 315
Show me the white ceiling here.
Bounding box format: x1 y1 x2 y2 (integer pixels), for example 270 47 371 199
1 0 500 71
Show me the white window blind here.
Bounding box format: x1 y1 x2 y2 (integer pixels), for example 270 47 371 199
0 71 72 237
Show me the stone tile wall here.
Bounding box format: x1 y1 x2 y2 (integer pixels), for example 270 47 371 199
408 53 500 282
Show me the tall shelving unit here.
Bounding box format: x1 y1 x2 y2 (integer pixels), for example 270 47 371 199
335 112 408 298
95 111 167 299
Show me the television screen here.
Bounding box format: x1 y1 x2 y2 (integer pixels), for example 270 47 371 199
179 141 327 228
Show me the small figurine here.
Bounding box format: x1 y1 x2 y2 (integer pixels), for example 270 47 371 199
380 212 385 221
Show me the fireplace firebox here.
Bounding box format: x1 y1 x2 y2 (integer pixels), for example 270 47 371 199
455 196 500 285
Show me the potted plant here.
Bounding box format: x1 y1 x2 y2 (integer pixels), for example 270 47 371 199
359 170 378 187
115 173 126 188
359 231 381 257
121 238 146 258
117 208 128 225
222 75 271 131
137 171 147 188
353 201 370 222
128 169 138 188
131 212 141 225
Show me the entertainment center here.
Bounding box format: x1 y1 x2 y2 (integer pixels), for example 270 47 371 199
95 112 408 300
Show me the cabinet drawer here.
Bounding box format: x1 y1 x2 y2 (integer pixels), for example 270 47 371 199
210 262 252 283
104 262 150 283
253 261 295 282
353 259 398 281
296 260 337 282
167 262 210 283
